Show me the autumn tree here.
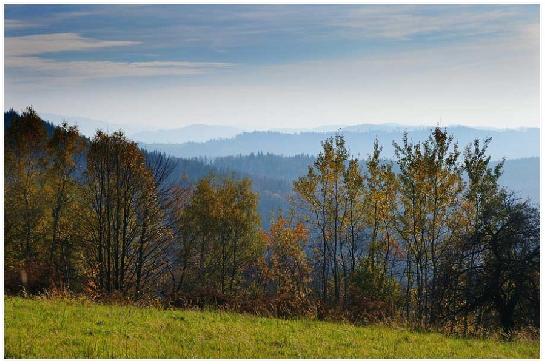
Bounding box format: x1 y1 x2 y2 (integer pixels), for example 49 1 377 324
5 107 50 292
341 157 364 302
85 130 171 297
173 176 262 305
294 135 351 305
361 140 399 292
393 128 463 326
259 216 312 317
45 122 86 289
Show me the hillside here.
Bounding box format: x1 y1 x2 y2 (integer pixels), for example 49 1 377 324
5 297 538 359
141 126 540 160
131 124 242 144
168 154 539 228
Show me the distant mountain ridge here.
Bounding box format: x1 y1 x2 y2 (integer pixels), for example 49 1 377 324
131 124 242 144
19 113 539 154
141 126 540 160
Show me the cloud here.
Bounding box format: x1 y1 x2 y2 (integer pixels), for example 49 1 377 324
5 32 139 56
114 5 537 49
4 8 105 31
5 33 232 82
327 5 529 40
4 19 39 30
7 57 232 80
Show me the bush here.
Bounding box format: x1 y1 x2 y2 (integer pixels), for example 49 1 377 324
347 260 401 324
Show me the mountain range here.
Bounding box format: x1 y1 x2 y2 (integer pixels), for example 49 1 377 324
131 124 242 144
33 113 539 161
141 126 539 160
40 113 243 143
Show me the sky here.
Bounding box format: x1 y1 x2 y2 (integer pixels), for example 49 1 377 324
4 5 540 131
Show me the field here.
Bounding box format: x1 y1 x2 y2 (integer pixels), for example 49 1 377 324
4 296 539 359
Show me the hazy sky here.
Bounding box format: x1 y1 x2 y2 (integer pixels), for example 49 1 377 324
4 5 540 130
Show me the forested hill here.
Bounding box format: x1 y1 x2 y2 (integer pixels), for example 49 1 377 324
4 110 538 228
173 153 538 227
141 126 539 160
4 109 57 135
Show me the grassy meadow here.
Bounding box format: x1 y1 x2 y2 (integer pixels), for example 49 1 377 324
4 296 539 359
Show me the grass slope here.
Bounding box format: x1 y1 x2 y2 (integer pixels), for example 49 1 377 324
4 297 539 359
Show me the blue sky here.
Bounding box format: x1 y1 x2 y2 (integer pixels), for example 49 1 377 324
4 5 540 130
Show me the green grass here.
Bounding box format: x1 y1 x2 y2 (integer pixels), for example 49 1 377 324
4 296 539 359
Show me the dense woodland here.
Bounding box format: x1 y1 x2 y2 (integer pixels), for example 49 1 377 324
5 107 539 338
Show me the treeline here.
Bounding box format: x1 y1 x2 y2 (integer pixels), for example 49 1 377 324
211 152 315 181
5 107 538 338
292 133 539 336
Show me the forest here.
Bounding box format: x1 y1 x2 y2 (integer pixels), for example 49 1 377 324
4 107 539 338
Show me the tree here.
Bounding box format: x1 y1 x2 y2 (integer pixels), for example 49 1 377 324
173 176 262 305
472 193 539 336
259 216 312 317
348 257 401 323
293 135 349 304
5 107 49 292
342 157 365 300
362 140 399 294
393 128 463 326
45 122 85 289
85 130 171 296
442 138 505 333
434 138 507 334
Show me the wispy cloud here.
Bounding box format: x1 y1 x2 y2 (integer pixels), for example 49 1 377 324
5 33 232 82
112 5 537 50
4 19 38 30
5 33 139 56
328 5 530 40
5 8 101 31
8 58 233 81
